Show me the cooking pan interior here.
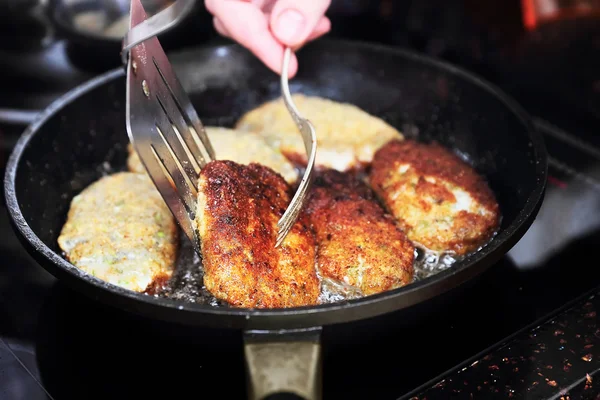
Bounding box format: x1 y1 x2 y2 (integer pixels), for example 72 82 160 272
6 40 546 328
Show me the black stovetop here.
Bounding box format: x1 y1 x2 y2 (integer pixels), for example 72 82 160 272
1 1 600 399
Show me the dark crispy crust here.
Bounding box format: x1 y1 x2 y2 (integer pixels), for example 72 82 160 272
306 169 414 295
370 139 500 255
197 160 319 308
310 169 377 202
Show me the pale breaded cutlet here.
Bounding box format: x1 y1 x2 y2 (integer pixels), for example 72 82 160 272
306 169 414 296
195 160 319 308
369 139 500 255
58 172 178 293
127 126 298 184
234 94 402 172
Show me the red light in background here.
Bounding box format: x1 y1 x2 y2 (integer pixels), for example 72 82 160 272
548 175 567 188
521 0 600 30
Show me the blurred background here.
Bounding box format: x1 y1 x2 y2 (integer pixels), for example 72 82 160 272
0 0 599 137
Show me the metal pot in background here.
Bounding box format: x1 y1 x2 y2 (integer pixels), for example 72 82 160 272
46 0 215 73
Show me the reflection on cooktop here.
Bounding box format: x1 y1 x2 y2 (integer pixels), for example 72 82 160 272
0 338 49 400
508 165 600 268
509 120 600 269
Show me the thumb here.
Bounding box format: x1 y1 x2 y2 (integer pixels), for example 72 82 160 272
269 0 331 48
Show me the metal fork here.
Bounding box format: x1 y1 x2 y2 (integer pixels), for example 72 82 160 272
122 0 316 251
276 48 317 247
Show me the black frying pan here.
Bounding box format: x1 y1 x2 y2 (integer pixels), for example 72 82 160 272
4 39 547 399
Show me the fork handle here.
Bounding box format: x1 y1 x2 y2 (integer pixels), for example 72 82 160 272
280 48 299 118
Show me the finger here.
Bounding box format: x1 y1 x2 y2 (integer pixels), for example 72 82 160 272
213 17 230 37
267 15 330 43
254 0 275 13
205 0 298 77
306 16 331 42
269 0 332 47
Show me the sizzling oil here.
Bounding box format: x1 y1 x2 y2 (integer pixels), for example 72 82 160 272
413 247 460 281
156 236 461 306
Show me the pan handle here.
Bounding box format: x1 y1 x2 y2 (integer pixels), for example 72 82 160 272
0 109 41 126
243 327 322 400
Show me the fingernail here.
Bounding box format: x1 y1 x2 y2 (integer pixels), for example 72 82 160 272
273 9 306 45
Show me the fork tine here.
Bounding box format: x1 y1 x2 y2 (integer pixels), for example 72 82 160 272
276 210 300 246
150 48 215 164
182 104 215 163
151 66 204 180
146 145 199 245
152 112 198 214
276 195 308 246
130 129 200 253
276 175 312 243
277 157 314 225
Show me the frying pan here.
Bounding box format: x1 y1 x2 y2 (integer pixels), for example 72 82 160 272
4 39 547 399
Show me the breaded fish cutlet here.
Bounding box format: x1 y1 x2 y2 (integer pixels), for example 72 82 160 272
58 172 178 293
235 94 402 172
195 160 319 308
370 139 500 255
307 169 414 295
127 126 298 184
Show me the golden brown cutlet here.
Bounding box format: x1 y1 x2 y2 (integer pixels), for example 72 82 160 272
235 94 402 172
126 126 299 184
57 172 178 293
369 139 500 255
306 169 414 295
195 160 319 308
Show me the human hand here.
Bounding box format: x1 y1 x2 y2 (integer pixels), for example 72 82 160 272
205 0 332 77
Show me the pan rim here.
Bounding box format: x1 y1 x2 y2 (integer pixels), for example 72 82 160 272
4 39 547 328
